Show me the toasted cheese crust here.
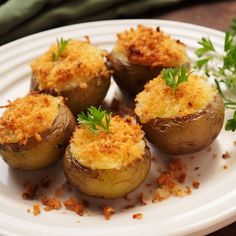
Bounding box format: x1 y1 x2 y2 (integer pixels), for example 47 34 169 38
31 39 110 92
113 25 189 67
135 74 216 123
0 94 62 145
70 116 145 170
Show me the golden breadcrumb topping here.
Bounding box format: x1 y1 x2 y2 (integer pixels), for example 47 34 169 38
113 25 189 67
70 116 145 169
0 94 62 145
31 39 110 92
135 74 216 123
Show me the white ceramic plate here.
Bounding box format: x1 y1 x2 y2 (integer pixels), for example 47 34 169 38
0 19 235 236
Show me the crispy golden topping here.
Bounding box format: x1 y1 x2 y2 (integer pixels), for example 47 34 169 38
22 182 38 200
0 94 62 145
135 74 216 123
70 116 145 169
113 25 189 67
31 39 110 92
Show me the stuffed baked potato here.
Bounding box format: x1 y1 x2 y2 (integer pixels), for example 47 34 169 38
0 94 75 170
30 38 111 115
135 72 225 154
63 112 151 199
109 25 190 96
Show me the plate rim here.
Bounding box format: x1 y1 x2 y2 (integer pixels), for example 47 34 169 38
0 19 233 236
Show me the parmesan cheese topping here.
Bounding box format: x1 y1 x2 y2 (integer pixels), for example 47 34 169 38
113 25 189 67
70 116 145 170
135 74 216 123
0 94 62 145
31 39 110 92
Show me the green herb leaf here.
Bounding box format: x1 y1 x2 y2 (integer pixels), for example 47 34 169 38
195 18 236 132
52 38 70 62
225 111 236 131
77 106 112 134
231 18 236 35
195 57 211 70
196 37 215 57
161 67 189 95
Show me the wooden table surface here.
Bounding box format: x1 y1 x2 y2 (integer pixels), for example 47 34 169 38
152 0 236 235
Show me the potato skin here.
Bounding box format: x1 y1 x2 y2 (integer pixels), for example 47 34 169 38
63 145 151 199
0 104 76 170
109 51 190 97
30 75 110 115
142 94 225 155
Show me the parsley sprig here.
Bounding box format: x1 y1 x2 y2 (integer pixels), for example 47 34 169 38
195 20 236 93
77 106 112 134
195 18 236 131
52 38 70 61
161 67 189 95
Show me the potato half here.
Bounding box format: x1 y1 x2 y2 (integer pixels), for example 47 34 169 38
109 25 190 96
30 39 111 115
135 74 225 155
0 94 76 170
63 116 151 199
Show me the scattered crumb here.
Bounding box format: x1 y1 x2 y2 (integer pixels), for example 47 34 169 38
233 140 236 145
223 165 228 170
101 206 115 220
27 208 31 213
192 181 200 189
177 173 186 183
64 198 85 216
139 193 147 206
132 213 143 220
152 158 191 203
194 167 200 171
33 204 41 216
41 196 62 211
185 186 191 194
222 151 231 159
22 182 38 200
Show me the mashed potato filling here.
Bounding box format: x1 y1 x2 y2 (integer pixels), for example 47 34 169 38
113 25 189 67
0 94 62 145
70 116 145 170
31 39 110 92
135 74 216 123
